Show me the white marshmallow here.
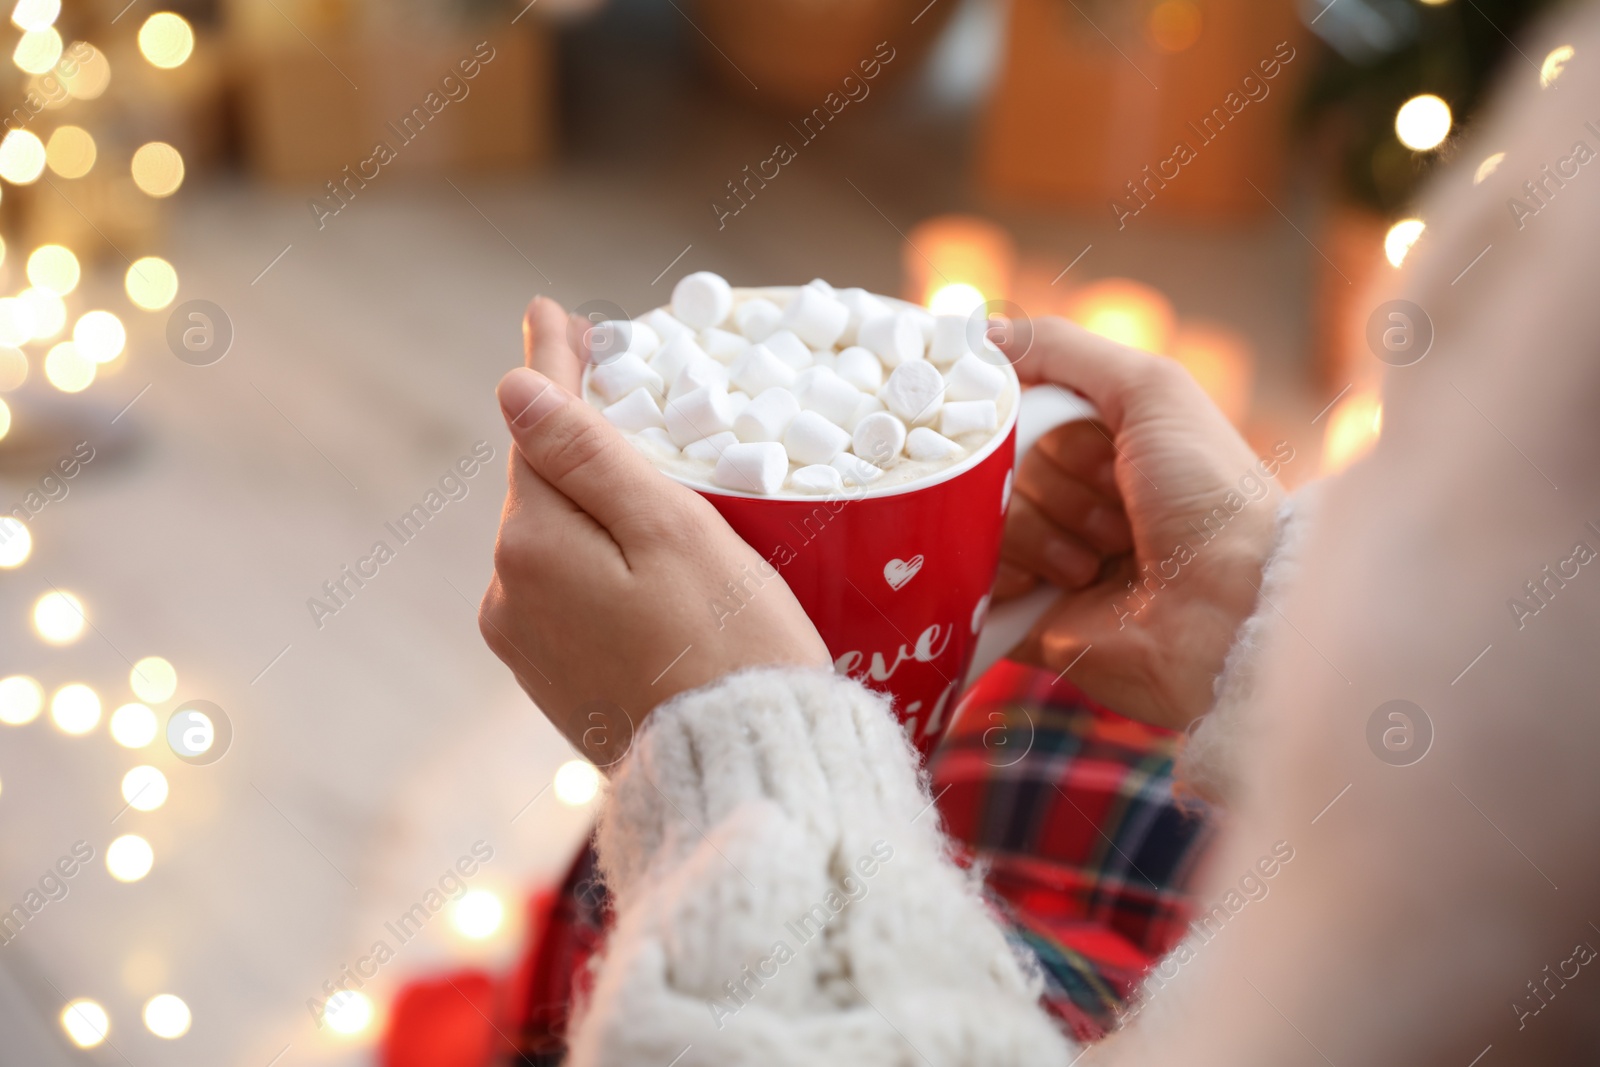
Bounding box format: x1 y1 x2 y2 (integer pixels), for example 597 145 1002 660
837 288 894 347
780 285 850 348
734 298 783 342
651 332 712 388
671 271 734 329
714 441 788 495
834 345 884 392
928 315 977 366
663 383 736 447
880 360 946 425
805 278 836 295
641 308 690 344
589 319 659 364
851 411 908 466
845 393 886 431
629 427 679 458
809 348 838 371
857 311 925 368
668 353 730 402
727 390 752 419
831 452 885 486
734 387 801 442
796 366 864 427
784 410 851 466
762 329 812 369
700 326 749 364
790 463 846 495
907 426 963 461
602 387 666 433
683 430 738 463
730 344 799 395
944 352 1008 402
940 399 999 438
909 308 937 346
590 353 664 403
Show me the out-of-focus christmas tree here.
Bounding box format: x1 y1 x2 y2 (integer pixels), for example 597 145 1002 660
1298 0 1571 213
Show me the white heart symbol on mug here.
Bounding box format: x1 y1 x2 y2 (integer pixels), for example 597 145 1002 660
883 556 924 591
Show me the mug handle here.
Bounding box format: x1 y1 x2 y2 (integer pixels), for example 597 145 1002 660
963 385 1101 689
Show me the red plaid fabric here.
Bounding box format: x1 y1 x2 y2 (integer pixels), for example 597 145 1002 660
383 662 1215 1062
931 660 1215 1041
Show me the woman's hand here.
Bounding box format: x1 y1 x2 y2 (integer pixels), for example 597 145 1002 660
479 298 830 767
995 316 1287 732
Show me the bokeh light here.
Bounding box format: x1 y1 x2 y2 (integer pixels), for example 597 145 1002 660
1322 389 1383 474
1067 278 1176 354
74 310 126 363
323 991 374 1035
50 682 101 735
61 998 109 1048
34 589 85 643
143 994 191 1038
0 395 8 441
138 13 193 69
126 256 178 310
27 244 79 294
452 889 505 939
1541 45 1574 88
0 675 44 725
1395 94 1452 151
1385 218 1426 268
0 515 28 567
44 340 94 392
110 703 158 747
45 125 96 178
107 834 154 881
13 26 61 74
927 282 985 317
131 141 183 198
0 346 24 389
553 759 601 805
122 765 169 811
21 286 65 339
1474 152 1505 185
1145 0 1202 53
60 42 109 99
0 128 46 183
0 298 31 345
130 656 177 702
11 0 60 32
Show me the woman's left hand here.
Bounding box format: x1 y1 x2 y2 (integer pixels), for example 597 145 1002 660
478 298 830 767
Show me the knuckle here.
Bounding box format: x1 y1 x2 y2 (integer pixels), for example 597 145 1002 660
542 419 616 488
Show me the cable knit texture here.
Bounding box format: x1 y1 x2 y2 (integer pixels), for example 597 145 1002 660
1176 484 1322 805
570 667 1075 1066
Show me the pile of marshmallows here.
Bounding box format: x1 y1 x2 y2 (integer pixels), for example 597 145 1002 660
584 272 1010 495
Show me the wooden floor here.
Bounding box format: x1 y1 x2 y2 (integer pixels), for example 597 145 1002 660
0 9 1320 1063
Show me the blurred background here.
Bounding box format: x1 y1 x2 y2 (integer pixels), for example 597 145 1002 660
0 0 1574 1062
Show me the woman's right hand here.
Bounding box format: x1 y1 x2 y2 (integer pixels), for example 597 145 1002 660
993 316 1289 732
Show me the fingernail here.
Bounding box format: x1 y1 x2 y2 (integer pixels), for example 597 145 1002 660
498 369 565 429
1045 539 1097 587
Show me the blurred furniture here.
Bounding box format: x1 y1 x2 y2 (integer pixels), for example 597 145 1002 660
234 25 553 183
981 0 1305 220
689 0 954 109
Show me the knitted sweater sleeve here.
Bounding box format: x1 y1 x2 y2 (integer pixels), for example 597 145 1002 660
564 667 1076 1067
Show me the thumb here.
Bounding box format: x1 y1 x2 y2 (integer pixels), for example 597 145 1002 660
1001 316 1167 434
496 367 672 533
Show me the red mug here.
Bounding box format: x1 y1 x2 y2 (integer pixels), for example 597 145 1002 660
587 287 1027 759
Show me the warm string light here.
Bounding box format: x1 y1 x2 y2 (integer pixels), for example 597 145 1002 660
1385 218 1426 268
1395 94 1452 151
553 759 601 805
